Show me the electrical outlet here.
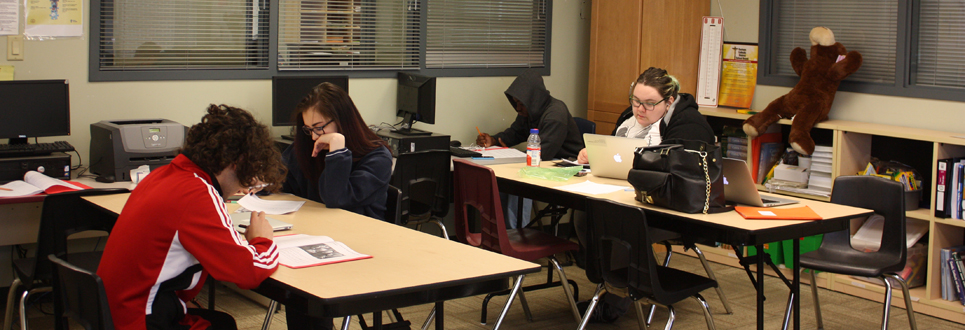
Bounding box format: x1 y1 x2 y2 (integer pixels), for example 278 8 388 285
7 35 24 61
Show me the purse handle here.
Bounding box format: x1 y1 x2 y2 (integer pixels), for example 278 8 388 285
685 149 711 214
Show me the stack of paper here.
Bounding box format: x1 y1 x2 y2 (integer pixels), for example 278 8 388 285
808 145 833 193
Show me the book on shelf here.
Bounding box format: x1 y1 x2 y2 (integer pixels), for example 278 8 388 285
940 245 965 301
936 158 955 218
0 171 90 198
757 143 783 184
955 251 965 305
750 125 782 183
275 234 371 269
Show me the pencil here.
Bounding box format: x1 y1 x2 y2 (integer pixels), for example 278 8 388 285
476 126 483 136
0 187 11 191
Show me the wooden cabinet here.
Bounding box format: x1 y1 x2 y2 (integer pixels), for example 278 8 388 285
694 107 965 324
586 0 708 134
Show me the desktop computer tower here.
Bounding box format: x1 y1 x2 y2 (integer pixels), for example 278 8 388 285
0 152 71 182
376 130 450 157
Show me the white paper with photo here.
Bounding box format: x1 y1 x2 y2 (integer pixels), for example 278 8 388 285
274 234 370 268
237 194 305 214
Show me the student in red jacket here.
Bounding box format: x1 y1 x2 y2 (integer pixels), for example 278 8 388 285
98 104 288 330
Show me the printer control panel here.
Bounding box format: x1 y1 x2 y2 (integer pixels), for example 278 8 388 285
141 126 168 148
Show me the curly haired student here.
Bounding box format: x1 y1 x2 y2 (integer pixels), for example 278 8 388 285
98 104 287 330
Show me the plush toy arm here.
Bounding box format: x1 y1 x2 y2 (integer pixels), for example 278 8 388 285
828 50 863 81
790 47 808 77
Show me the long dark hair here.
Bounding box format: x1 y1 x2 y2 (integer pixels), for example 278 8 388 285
291 82 388 183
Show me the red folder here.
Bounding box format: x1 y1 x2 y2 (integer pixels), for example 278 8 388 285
734 205 822 220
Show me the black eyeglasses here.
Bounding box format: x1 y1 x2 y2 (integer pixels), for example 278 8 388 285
301 119 335 136
629 97 668 111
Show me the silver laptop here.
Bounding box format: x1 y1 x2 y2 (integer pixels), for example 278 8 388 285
230 212 293 233
722 158 799 207
583 133 650 180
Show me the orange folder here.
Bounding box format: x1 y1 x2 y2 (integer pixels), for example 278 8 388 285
734 205 822 220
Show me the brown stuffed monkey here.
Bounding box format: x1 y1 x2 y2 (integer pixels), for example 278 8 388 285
743 27 862 155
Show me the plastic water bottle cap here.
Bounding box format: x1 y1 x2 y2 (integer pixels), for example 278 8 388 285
530 128 538 134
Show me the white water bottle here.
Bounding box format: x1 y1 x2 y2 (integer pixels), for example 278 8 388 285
526 128 541 167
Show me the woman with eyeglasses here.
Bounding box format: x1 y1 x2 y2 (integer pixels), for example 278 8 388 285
576 67 716 163
281 82 392 222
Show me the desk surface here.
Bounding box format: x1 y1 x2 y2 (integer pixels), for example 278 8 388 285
489 162 872 244
84 193 541 317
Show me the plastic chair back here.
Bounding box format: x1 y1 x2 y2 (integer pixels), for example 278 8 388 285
451 159 509 252
49 255 115 330
391 150 451 223
384 185 402 225
573 117 596 135
828 175 907 270
585 197 657 296
29 188 130 285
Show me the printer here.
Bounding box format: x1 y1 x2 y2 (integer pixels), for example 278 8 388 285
90 119 186 181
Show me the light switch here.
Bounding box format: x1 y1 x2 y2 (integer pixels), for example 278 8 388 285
7 35 24 61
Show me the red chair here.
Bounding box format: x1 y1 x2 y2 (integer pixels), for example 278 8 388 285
452 158 582 324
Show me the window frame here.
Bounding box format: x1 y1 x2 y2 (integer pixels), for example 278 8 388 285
89 0 552 82
757 0 965 103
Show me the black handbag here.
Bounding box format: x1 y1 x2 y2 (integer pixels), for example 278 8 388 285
627 139 731 214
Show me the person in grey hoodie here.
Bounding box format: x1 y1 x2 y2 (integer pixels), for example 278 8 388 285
476 70 584 161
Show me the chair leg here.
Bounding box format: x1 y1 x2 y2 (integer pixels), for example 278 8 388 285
781 291 794 330
634 300 647 330
3 278 21 330
517 290 534 322
261 300 278 330
885 274 918 330
648 242 673 324
341 315 353 330
809 270 824 330
881 276 894 330
549 256 582 323
693 293 717 330
492 274 526 330
19 287 51 330
664 304 676 330
430 219 449 240
421 307 435 330
692 245 733 314
577 284 606 330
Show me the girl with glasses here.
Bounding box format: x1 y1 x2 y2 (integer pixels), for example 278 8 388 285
282 82 392 221
576 67 716 163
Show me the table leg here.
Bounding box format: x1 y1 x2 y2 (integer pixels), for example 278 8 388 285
492 275 525 330
756 244 764 330
793 239 801 330
435 301 445 330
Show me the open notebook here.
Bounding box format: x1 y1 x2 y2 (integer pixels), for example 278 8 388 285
230 212 293 233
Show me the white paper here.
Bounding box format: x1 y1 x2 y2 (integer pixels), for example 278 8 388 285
555 180 630 195
0 0 18 35
696 17 724 107
24 170 83 190
851 214 929 251
476 147 527 159
237 194 305 214
24 0 82 37
758 210 777 216
274 234 370 268
0 180 42 197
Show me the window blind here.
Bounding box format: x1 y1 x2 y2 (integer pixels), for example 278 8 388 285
426 0 547 69
915 0 965 88
277 0 419 70
96 0 268 71
774 0 897 84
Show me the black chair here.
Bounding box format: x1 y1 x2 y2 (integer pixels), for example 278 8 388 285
2 188 128 330
580 197 717 330
800 176 918 330
49 255 115 330
391 149 451 239
573 117 596 135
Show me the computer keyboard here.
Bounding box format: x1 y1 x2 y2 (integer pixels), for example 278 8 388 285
0 141 75 157
450 146 482 158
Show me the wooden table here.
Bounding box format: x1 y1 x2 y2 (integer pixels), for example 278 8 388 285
488 163 873 330
84 193 541 330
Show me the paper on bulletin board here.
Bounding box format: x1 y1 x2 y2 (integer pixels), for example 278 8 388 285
0 65 13 80
0 0 18 36
718 43 758 109
24 0 82 38
696 17 724 108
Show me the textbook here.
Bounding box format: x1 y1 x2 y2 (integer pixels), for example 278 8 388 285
275 234 371 269
0 171 90 197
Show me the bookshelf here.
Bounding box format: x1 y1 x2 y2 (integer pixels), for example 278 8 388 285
699 107 965 323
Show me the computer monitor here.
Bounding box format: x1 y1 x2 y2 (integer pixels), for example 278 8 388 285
394 71 435 136
0 80 70 144
272 75 349 130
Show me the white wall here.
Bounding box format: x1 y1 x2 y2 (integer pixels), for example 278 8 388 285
712 0 964 133
0 0 592 160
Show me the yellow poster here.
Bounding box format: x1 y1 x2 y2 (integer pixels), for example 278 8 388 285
718 43 758 109
25 0 82 37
